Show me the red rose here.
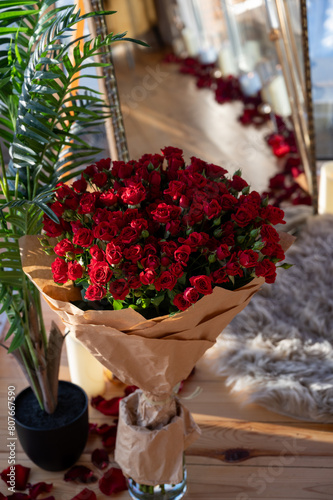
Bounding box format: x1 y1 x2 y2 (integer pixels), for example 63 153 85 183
255 260 277 283
161 256 170 267
78 193 98 214
238 250 258 268
123 245 143 263
140 268 157 285
203 180 220 200
90 245 106 261
183 232 209 248
186 204 204 224
72 176 87 193
205 163 227 179
119 227 138 245
109 279 129 300
43 217 64 238
211 268 228 284
179 194 190 208
272 143 290 158
159 241 178 257
187 172 207 188
151 203 181 223
225 255 243 277
127 275 142 289
141 254 160 269
118 163 133 179
89 261 113 285
56 183 79 210
73 228 94 248
231 174 248 191
173 293 191 312
220 194 237 211
106 242 123 265
93 222 118 242
189 275 213 295
164 180 185 200
99 189 118 207
169 262 184 278
120 183 146 206
68 261 84 281
261 242 285 261
216 244 230 261
130 218 148 233
96 158 111 171
166 219 182 236
84 164 98 177
184 287 199 304
231 207 254 227
49 201 65 217
260 224 280 243
85 284 107 301
51 258 68 283
204 199 222 219
174 245 191 265
161 146 183 158
189 156 207 173
155 271 177 291
54 238 74 257
260 206 286 225
93 172 108 187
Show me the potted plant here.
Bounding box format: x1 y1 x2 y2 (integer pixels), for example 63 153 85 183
0 0 144 471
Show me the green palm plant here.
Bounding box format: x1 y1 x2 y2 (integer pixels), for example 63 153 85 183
0 0 145 413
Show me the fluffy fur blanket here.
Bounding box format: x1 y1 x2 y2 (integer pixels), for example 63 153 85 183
199 215 333 422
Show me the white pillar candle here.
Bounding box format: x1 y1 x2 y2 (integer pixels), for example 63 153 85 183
266 74 292 116
218 46 238 76
319 162 333 214
182 28 199 57
66 333 106 397
244 40 262 71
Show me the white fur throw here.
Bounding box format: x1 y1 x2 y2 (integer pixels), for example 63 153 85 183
199 215 333 422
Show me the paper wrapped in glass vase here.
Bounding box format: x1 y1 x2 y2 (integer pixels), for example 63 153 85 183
19 235 275 497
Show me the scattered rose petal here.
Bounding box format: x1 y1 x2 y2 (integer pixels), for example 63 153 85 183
89 422 98 434
99 468 128 495
91 449 109 470
91 396 122 416
95 423 114 435
7 494 30 500
64 466 97 484
70 488 97 500
124 385 138 396
1 465 30 490
101 426 118 448
28 481 53 499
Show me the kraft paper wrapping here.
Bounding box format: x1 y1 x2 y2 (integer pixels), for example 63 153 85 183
19 233 294 485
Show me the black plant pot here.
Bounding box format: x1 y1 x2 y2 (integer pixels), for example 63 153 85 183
15 380 89 471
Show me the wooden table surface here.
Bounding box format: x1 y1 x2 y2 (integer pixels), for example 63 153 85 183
1 305 333 500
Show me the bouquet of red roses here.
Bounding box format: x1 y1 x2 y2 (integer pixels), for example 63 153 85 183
43 146 287 316
20 147 293 488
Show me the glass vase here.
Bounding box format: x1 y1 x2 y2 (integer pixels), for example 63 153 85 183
127 466 187 500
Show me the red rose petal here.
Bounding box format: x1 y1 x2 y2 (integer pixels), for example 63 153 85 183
95 423 114 435
101 425 118 449
70 488 97 500
64 466 97 483
91 449 109 470
124 385 138 396
99 468 128 495
91 396 122 416
28 481 53 499
7 494 31 500
1 465 30 491
89 422 98 434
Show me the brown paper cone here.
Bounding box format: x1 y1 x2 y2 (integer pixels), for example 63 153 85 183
19 232 294 484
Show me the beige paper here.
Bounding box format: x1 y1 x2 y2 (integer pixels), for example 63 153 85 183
19 232 295 484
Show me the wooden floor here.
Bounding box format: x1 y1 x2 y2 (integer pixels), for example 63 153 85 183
1 50 333 499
